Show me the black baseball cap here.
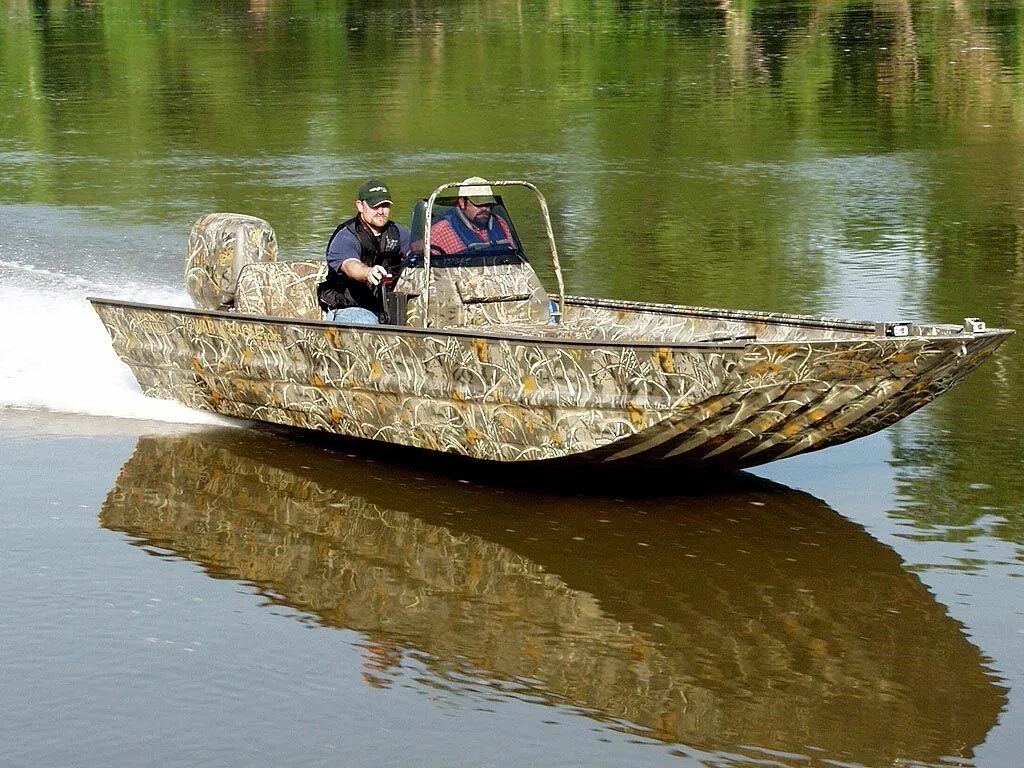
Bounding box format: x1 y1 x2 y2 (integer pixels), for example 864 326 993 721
356 179 393 206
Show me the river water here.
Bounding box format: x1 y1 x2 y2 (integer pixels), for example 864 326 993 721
1 2 1022 767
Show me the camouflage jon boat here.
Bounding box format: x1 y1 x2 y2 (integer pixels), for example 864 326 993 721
89 180 1013 468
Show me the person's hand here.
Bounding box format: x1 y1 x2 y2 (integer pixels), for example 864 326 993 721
366 264 389 286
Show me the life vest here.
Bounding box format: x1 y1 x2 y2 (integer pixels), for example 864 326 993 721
317 216 403 315
445 208 515 253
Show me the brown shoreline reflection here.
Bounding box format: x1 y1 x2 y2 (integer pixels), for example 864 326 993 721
99 430 1004 766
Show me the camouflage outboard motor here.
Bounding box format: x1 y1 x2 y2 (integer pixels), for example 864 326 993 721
184 213 278 311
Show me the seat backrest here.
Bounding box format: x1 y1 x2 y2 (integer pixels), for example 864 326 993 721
234 260 326 319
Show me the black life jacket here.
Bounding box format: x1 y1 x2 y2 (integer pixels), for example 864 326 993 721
317 216 403 315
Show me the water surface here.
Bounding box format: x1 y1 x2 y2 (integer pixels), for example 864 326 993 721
1 2 1022 766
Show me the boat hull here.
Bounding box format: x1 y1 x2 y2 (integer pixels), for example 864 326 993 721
89 298 1011 468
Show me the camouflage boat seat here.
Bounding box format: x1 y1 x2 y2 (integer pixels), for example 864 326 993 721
183 213 326 320
399 260 552 328
234 260 327 320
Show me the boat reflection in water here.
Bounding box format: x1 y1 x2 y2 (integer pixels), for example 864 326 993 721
100 430 1004 766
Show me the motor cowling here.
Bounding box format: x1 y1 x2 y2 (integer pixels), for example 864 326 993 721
184 213 278 311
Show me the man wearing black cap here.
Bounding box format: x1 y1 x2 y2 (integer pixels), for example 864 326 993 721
318 178 411 324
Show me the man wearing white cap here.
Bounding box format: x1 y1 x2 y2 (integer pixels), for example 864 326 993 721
430 177 515 255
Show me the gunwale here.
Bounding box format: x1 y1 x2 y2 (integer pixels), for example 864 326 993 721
89 295 983 349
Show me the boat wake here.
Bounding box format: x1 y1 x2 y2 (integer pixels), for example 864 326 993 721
0 259 224 426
